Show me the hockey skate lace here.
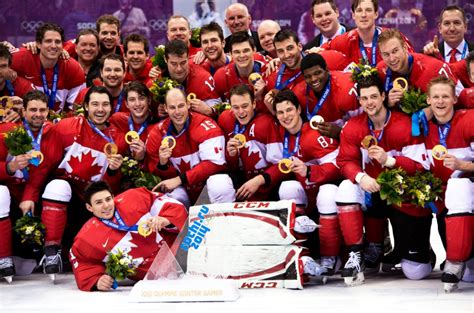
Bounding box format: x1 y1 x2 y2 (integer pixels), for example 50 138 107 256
345 251 362 272
0 257 13 269
321 256 336 269
40 253 63 272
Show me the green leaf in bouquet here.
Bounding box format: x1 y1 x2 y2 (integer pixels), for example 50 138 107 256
399 88 428 115
4 127 33 156
151 45 167 70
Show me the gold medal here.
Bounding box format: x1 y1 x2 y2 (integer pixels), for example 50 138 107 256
0 109 5 117
361 135 378 149
137 221 152 237
161 136 176 149
278 158 292 174
30 150 44 165
432 145 448 160
234 134 246 149
187 93 197 101
309 115 324 130
393 77 408 92
125 131 139 144
103 143 118 156
248 73 262 85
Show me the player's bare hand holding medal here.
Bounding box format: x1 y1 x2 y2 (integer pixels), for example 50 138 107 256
125 131 146 161
103 143 123 170
153 136 181 193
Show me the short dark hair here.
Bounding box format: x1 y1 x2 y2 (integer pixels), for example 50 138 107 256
273 89 300 112
22 90 48 109
300 53 328 73
200 22 224 42
83 85 113 117
439 5 467 24
84 181 113 205
311 0 338 16
124 34 149 54
229 31 255 51
273 29 300 45
229 84 255 104
351 0 378 13
99 53 125 71
36 23 65 43
96 14 120 32
0 44 12 65
356 74 384 95
75 28 99 46
124 81 151 100
165 40 189 59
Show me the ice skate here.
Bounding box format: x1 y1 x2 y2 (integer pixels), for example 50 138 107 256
301 256 328 284
0 257 15 284
381 252 401 273
364 243 383 274
320 256 341 276
442 261 465 293
341 251 365 286
40 245 62 282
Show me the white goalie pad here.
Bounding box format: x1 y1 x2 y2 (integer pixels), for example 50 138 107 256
181 200 297 248
186 245 304 289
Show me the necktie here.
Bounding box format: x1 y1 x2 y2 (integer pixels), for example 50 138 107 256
449 49 458 64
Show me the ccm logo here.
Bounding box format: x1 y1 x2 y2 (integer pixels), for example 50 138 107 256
240 281 278 288
234 202 270 209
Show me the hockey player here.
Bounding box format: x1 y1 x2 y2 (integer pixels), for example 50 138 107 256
0 90 52 283
196 22 230 76
163 40 221 117
218 84 283 201
273 89 342 275
19 86 128 278
336 74 431 286
123 34 153 86
214 31 267 102
11 23 86 113
145 88 235 207
424 76 473 292
376 29 464 108
69 181 188 291
292 53 361 139
75 54 128 114
109 81 156 162
321 0 413 66
0 44 34 99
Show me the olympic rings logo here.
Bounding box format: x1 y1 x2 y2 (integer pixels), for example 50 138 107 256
148 19 167 31
21 20 44 33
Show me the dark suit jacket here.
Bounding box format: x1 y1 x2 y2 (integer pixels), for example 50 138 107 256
224 30 263 53
438 40 474 60
303 24 351 51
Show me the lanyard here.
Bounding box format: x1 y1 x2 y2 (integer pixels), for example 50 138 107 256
438 122 451 147
283 130 300 158
210 55 230 76
166 118 190 138
275 53 304 90
5 80 14 96
114 90 124 113
128 116 148 136
368 110 391 142
384 54 413 92
87 119 114 143
101 210 138 232
234 62 262 84
359 28 380 66
445 42 468 62
40 63 59 109
319 25 346 46
22 119 43 151
305 76 331 120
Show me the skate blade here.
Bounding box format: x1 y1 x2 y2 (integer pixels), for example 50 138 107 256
344 272 365 287
49 273 56 283
4 276 13 284
444 282 458 293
